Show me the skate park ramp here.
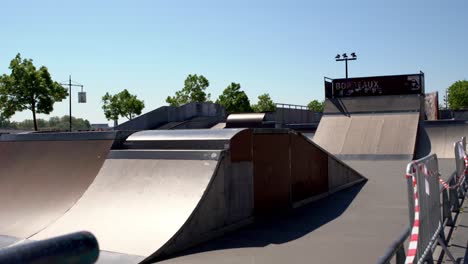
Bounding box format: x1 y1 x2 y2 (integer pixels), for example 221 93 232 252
29 128 363 263
0 132 115 247
31 129 255 263
313 95 422 160
301 94 422 263
416 120 468 159
116 102 226 131
415 120 468 177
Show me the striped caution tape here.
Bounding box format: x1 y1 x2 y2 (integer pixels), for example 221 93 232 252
465 156 468 174
439 178 450 189
405 164 419 264
438 155 468 191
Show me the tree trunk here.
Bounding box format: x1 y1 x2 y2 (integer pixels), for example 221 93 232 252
32 105 38 131
113 119 118 127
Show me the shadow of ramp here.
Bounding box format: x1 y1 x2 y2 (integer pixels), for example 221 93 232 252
413 123 432 159
326 98 350 116
156 181 365 263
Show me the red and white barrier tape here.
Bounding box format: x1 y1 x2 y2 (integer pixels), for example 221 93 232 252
439 178 450 189
405 154 467 263
465 156 468 174
405 166 420 264
438 155 468 191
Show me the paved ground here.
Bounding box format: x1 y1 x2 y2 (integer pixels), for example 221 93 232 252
444 192 468 264
155 159 411 264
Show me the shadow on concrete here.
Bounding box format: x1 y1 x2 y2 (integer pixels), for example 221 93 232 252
161 181 365 262
413 124 431 160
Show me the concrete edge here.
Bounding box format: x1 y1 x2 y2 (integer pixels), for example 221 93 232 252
0 132 117 142
108 150 223 161
292 178 367 209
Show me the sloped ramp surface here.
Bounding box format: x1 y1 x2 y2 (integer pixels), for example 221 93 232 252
313 112 419 159
32 146 254 263
32 151 217 256
301 95 421 263
0 133 114 242
417 120 468 158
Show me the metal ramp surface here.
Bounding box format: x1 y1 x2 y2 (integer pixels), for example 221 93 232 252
0 133 114 245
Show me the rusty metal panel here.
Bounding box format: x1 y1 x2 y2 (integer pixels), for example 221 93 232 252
230 129 253 162
290 134 328 202
252 133 291 215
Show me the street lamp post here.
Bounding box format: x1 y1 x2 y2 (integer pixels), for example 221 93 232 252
335 52 357 78
59 75 84 132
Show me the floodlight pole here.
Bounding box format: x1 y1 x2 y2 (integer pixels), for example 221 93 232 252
335 54 357 79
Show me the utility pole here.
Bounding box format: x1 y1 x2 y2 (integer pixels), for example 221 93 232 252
69 76 72 132
335 52 357 78
60 76 84 132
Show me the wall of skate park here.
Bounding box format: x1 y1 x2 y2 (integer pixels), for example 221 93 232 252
228 129 365 214
122 127 364 214
265 105 322 127
116 102 226 131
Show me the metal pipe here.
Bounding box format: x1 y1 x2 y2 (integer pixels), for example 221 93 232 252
0 231 99 264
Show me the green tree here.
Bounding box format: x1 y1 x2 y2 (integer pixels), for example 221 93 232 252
252 93 276 112
447 80 468 110
307 100 324 112
11 115 91 131
57 116 91 130
216 83 252 113
166 74 211 106
0 115 13 128
118 89 145 120
0 53 68 131
102 92 121 125
102 89 145 125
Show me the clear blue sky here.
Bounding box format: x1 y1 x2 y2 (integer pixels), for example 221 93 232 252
1 0 467 124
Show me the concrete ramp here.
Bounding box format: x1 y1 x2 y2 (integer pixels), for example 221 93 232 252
31 131 254 263
314 112 419 159
21 128 363 263
297 94 423 263
416 120 468 159
0 133 114 243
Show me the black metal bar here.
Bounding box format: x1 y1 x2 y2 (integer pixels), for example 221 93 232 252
69 75 72 132
345 59 348 78
0 231 99 264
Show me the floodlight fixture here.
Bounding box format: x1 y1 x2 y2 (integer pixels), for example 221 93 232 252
334 52 358 79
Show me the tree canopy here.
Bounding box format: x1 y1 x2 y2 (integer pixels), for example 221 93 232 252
252 93 276 112
102 89 145 125
216 83 252 113
0 53 68 131
166 74 211 106
447 80 468 110
307 100 324 112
